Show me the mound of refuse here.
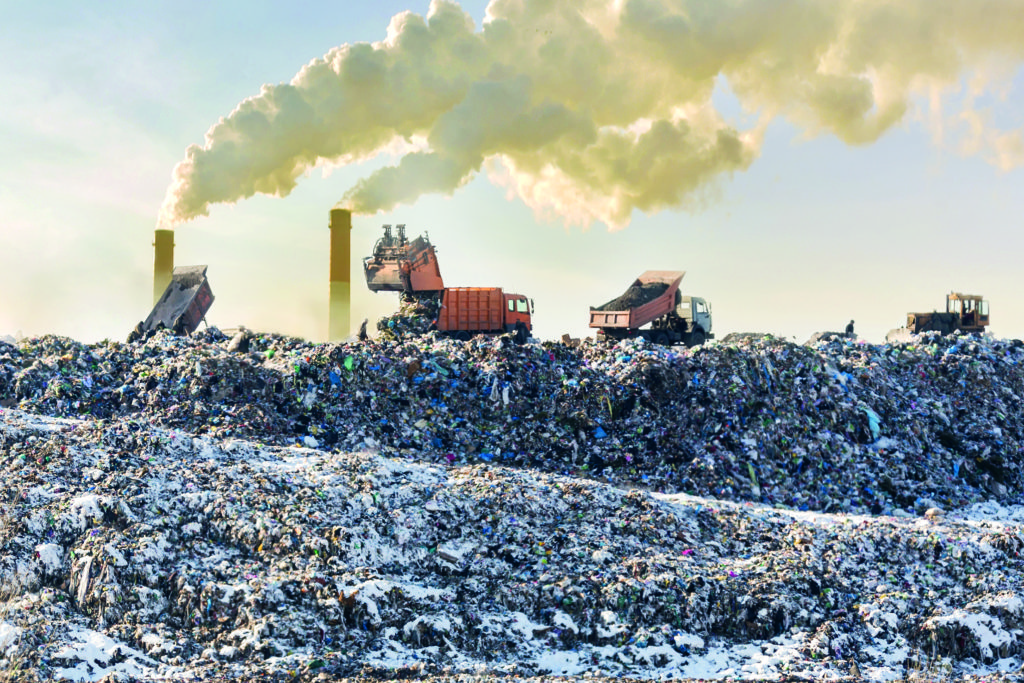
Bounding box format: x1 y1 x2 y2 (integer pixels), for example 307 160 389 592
2 408 1024 681
376 297 442 341
4 330 1024 516
3 330 1024 680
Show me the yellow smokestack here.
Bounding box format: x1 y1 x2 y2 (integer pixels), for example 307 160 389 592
328 208 352 341
153 229 174 305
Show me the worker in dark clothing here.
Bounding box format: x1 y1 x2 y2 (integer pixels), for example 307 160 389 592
845 320 855 335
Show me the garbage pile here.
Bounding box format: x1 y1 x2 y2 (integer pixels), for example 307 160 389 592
376 297 442 341
4 330 1024 680
4 331 1024 515
1 408 1023 681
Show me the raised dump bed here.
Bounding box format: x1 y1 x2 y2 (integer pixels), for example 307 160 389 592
590 271 685 331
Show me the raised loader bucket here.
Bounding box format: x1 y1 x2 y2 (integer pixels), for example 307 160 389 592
363 259 405 292
363 226 444 294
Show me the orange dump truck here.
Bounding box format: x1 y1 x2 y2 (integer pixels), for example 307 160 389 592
590 270 713 347
435 287 532 344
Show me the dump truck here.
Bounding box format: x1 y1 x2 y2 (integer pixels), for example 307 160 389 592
435 287 532 343
363 224 444 296
363 224 533 342
902 292 990 336
589 270 713 347
129 265 214 342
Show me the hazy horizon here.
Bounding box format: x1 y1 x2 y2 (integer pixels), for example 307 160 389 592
2 0 1022 346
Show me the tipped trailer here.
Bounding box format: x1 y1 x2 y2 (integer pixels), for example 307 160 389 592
590 270 712 347
129 265 214 341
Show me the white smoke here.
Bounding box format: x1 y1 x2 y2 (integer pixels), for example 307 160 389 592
159 0 1024 229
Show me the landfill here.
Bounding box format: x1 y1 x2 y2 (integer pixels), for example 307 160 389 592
1 328 1024 682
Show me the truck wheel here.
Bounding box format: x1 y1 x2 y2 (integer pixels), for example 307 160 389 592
652 331 669 346
455 330 471 342
688 330 706 348
513 323 528 345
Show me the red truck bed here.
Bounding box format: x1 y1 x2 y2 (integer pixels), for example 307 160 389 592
589 271 685 330
436 287 506 332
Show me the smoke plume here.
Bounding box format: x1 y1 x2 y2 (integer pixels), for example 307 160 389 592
160 0 1024 229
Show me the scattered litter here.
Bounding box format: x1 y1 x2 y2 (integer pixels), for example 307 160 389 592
1 328 1023 681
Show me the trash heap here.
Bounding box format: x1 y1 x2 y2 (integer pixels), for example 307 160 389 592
376 297 442 341
2 408 1024 682
3 331 1024 516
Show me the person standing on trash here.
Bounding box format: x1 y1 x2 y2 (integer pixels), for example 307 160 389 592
845 320 855 335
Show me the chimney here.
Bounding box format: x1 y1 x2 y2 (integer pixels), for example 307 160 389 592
328 208 352 341
153 229 175 305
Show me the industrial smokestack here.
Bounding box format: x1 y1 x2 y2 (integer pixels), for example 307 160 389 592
153 229 174 305
328 208 352 341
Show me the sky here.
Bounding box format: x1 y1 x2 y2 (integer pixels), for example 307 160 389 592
1 0 1023 345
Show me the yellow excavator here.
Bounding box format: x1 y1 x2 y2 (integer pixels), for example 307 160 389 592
902 292 990 336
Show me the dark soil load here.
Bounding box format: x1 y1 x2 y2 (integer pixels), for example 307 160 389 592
592 282 669 311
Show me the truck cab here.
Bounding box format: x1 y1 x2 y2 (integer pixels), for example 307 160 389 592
677 295 713 345
504 294 533 340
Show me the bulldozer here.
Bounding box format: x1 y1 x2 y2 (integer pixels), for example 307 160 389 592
362 224 444 297
893 292 990 338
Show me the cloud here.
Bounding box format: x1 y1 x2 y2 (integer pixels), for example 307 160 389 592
160 0 1024 229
